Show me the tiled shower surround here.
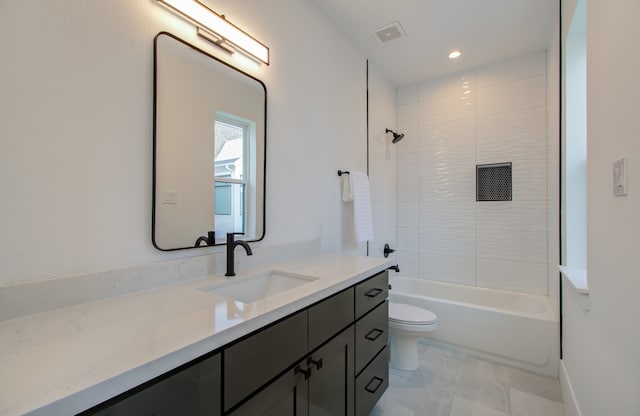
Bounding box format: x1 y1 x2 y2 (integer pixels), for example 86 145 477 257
396 52 554 295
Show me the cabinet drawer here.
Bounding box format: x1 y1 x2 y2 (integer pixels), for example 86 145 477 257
355 271 388 319
355 347 389 416
308 287 354 351
224 310 307 411
90 352 221 416
355 300 388 375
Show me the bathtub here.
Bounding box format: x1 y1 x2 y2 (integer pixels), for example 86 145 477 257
390 277 559 376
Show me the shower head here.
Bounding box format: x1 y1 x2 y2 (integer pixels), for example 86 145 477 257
385 128 405 143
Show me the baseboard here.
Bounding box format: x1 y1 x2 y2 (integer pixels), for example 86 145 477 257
559 359 583 416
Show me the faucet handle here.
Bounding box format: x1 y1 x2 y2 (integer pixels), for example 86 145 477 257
383 244 397 258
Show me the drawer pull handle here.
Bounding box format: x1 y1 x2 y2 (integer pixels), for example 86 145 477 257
364 376 384 394
365 328 384 341
308 357 323 370
295 365 311 380
364 288 383 298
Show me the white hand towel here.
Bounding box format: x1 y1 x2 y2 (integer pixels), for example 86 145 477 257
349 170 374 242
342 174 354 202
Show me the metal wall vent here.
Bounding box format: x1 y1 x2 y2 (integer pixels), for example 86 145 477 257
476 162 512 201
373 22 406 44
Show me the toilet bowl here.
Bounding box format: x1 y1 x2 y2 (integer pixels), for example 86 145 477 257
388 302 438 371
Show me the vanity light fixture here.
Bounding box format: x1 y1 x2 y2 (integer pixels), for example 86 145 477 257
156 0 270 65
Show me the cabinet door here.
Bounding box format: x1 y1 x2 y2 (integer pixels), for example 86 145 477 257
228 361 308 416
90 352 221 416
224 310 308 411
308 326 355 416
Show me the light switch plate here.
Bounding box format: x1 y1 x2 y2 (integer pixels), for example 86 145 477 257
613 156 628 197
162 190 177 204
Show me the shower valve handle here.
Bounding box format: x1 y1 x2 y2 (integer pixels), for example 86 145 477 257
383 244 396 258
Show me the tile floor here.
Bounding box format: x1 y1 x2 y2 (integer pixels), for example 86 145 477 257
370 343 565 416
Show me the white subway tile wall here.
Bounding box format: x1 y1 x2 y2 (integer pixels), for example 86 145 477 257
396 51 553 295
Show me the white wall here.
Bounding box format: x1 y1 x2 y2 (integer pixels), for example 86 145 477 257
560 0 640 415
0 0 368 286
396 52 554 295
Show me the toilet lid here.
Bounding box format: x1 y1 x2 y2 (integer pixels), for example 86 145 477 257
389 302 437 324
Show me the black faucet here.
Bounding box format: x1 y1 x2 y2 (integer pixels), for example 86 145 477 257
226 233 253 277
194 231 216 247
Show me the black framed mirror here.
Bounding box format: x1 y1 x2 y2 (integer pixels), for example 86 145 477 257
153 32 266 251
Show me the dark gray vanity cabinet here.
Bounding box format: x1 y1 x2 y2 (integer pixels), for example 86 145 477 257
89 352 222 416
354 271 389 416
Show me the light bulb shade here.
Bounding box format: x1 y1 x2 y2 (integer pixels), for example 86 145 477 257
156 0 269 65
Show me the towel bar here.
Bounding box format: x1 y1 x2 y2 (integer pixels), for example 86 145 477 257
337 170 350 176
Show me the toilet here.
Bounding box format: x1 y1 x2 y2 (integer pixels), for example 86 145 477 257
388 302 438 371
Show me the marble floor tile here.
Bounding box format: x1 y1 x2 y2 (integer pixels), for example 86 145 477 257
449 396 509 416
370 343 565 416
494 362 564 403
510 388 565 416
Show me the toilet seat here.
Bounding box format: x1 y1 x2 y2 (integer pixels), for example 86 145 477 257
389 302 437 325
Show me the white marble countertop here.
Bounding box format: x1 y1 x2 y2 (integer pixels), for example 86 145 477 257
0 254 391 416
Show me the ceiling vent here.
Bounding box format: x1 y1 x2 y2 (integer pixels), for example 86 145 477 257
372 22 406 44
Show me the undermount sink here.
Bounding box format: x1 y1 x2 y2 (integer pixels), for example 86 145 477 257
200 271 318 303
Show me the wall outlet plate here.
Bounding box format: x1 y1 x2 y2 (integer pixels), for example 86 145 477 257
613 156 628 197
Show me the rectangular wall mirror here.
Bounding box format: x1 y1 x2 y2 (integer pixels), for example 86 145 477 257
153 32 266 250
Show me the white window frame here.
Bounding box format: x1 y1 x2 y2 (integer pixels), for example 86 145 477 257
214 112 256 238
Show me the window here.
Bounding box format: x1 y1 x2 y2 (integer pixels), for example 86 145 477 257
214 182 232 215
214 112 255 237
561 0 587 289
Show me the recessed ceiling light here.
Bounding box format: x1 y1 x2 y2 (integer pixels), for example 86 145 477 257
448 50 462 59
